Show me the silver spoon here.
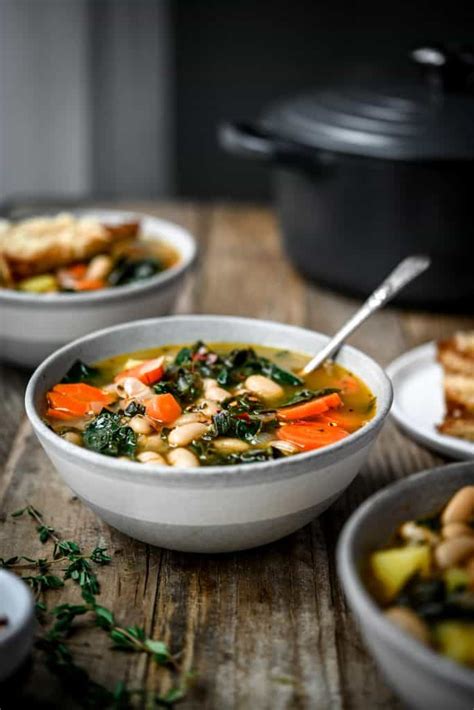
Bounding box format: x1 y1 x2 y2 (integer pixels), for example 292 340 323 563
301 255 431 376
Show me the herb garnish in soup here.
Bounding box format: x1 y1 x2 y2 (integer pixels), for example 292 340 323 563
44 342 376 467
366 485 474 667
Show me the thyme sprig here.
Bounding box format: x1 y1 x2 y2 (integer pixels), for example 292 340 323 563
4 505 111 598
3 504 189 708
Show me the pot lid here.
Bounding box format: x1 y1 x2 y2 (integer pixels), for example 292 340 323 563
260 46 474 161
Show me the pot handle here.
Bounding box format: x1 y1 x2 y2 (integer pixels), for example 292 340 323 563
218 121 279 161
219 121 310 164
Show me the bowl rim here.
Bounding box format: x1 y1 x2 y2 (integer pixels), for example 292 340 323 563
25 315 393 482
0 569 35 646
337 461 474 688
0 208 197 308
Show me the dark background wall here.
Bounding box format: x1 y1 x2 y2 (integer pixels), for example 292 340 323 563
174 1 474 200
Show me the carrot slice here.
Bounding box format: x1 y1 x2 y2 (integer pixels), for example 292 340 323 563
53 383 113 404
338 375 360 395
47 392 90 416
318 411 364 433
276 421 349 451
72 278 106 291
277 392 343 421
115 357 165 386
58 263 88 280
146 393 182 423
46 407 77 421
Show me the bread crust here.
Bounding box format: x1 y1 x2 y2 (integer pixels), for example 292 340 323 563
0 214 139 278
437 331 474 440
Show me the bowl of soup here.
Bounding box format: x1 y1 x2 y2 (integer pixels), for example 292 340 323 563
25 316 392 552
337 462 474 710
0 209 196 368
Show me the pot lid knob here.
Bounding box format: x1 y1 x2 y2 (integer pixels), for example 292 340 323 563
411 44 474 92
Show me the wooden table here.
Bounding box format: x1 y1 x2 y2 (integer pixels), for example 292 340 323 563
1 202 473 709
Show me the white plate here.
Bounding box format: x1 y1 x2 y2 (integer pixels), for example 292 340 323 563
387 342 474 461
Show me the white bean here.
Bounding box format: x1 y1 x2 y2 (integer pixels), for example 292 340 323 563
137 451 167 465
167 447 199 467
442 522 474 540
270 439 300 455
400 521 439 545
172 412 208 427
435 536 474 569
206 386 230 403
85 254 113 281
441 486 474 525
63 431 82 446
168 422 209 447
116 377 152 399
138 434 166 453
384 607 430 645
129 415 153 435
196 399 221 417
212 438 250 453
245 375 284 401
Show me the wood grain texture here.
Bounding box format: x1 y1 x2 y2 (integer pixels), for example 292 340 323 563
0 202 472 709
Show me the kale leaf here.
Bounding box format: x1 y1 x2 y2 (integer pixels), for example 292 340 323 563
123 401 146 417
61 360 99 385
278 387 340 408
211 410 261 441
154 369 202 404
108 257 163 287
83 410 137 458
190 440 281 466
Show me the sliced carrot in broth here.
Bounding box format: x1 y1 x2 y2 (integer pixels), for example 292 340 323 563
277 392 343 421
276 421 349 451
317 411 366 433
115 357 165 385
53 383 113 403
47 392 90 416
146 393 182 423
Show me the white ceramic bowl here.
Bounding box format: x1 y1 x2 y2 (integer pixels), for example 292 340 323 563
25 316 392 553
337 462 474 710
0 209 197 368
0 570 35 682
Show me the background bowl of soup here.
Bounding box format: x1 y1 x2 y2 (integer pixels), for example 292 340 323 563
337 462 474 710
0 209 197 368
25 315 392 553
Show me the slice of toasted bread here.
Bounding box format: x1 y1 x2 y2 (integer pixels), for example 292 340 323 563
0 213 139 278
438 332 474 377
438 415 474 442
437 331 474 441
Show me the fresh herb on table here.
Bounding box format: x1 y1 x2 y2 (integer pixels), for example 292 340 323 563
83 409 137 458
2 505 189 708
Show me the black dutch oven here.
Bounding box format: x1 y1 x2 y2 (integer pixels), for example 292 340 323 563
219 46 474 310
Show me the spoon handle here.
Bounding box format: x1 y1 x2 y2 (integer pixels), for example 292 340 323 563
301 255 431 376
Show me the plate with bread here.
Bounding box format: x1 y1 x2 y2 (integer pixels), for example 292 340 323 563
387 331 474 460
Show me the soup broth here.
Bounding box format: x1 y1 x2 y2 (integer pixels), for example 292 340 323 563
44 342 375 467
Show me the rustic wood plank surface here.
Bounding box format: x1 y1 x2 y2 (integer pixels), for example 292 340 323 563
0 201 473 709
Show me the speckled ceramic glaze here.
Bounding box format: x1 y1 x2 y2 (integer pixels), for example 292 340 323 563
337 462 474 710
0 210 197 368
0 570 35 681
25 316 392 553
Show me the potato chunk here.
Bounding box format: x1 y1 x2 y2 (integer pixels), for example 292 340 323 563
370 545 431 601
